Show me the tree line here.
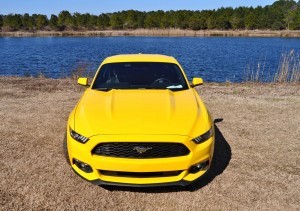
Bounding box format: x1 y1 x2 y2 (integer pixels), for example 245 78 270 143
1 0 300 32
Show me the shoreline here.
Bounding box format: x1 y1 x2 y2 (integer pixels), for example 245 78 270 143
1 76 299 85
1 29 300 37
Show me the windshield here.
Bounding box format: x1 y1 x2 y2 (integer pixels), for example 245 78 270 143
92 62 189 91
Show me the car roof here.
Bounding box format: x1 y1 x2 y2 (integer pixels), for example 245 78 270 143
102 54 179 64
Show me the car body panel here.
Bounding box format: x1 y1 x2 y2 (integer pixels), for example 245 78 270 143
67 54 215 186
74 88 209 138
67 127 213 184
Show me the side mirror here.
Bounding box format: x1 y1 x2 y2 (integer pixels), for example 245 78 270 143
77 77 89 87
191 77 203 87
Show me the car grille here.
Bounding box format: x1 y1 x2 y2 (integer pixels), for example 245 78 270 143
99 170 183 178
92 142 190 158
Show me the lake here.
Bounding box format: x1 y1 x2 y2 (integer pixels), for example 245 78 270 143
0 36 299 82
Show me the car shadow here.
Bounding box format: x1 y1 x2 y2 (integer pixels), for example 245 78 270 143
101 121 231 192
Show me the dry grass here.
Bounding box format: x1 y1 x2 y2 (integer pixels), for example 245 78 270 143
245 50 300 83
0 77 299 210
1 29 300 37
274 50 300 83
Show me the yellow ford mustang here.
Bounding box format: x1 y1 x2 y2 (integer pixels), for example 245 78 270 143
65 54 215 187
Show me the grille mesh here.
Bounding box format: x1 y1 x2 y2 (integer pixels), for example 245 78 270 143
92 142 190 158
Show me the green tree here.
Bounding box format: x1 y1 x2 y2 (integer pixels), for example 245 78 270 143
22 13 30 30
73 13 90 29
87 15 98 29
110 12 123 29
97 14 110 29
269 0 296 30
290 5 300 29
35 14 48 30
58 10 73 29
189 12 207 30
3 14 22 31
0 15 3 29
1 1 300 32
272 20 285 29
256 13 270 29
73 12 97 29
188 17 199 30
216 15 231 29
164 10 176 28
160 12 171 28
136 12 146 28
214 7 233 29
73 12 83 29
49 15 59 30
207 12 217 29
245 12 257 29
169 10 191 29
230 7 247 29
144 12 157 28
285 4 298 29
144 11 164 28
124 10 139 29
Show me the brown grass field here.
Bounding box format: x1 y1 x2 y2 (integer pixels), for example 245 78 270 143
0 77 299 210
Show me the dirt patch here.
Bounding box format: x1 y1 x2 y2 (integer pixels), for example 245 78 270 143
1 77 299 210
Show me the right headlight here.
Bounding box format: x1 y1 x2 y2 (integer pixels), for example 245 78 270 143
69 127 89 143
192 127 213 144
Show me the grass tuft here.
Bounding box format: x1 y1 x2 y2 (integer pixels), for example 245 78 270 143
274 50 300 83
70 63 94 79
245 50 300 83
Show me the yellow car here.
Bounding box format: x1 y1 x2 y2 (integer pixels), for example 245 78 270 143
65 54 215 187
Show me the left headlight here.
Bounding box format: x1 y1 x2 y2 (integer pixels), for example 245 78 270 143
192 127 213 144
69 127 89 143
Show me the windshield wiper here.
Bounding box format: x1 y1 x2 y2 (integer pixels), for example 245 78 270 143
145 87 168 90
94 87 113 91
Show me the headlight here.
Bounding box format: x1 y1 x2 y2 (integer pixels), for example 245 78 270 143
69 127 89 143
192 127 213 144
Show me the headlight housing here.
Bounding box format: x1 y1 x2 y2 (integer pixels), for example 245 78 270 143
69 127 89 143
192 127 213 144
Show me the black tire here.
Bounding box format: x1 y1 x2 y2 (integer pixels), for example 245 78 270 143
63 133 70 165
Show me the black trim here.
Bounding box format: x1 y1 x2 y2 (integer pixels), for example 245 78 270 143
91 178 192 187
99 170 183 178
71 167 193 187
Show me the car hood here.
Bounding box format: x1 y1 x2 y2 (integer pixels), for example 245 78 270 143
74 89 205 137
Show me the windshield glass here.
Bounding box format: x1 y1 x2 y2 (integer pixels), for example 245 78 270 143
92 62 189 91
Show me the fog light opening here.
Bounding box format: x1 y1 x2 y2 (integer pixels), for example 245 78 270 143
189 160 209 174
73 158 93 173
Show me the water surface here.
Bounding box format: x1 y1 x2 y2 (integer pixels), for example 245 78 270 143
0 37 299 82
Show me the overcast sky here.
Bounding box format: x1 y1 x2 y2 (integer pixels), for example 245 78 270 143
0 0 277 16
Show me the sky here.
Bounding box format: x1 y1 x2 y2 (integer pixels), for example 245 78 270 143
0 0 277 16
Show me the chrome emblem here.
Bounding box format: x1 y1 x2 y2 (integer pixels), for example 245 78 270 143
133 146 152 154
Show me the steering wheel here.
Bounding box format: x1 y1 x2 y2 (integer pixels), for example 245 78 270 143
151 78 172 84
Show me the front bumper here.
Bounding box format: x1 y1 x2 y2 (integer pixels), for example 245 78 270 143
72 167 198 187
67 131 214 187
